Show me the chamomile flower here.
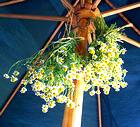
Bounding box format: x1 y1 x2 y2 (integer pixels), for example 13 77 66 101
20 87 27 93
13 71 20 76
66 99 75 109
121 48 127 54
70 63 76 68
84 83 92 92
88 47 95 55
96 89 101 95
48 100 56 108
10 75 18 83
21 79 28 86
120 82 128 88
3 74 9 79
57 57 64 64
104 90 110 95
42 104 48 113
58 85 65 93
32 80 46 92
56 95 67 103
63 65 68 72
89 90 96 96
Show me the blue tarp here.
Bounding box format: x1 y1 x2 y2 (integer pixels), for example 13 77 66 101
0 0 140 127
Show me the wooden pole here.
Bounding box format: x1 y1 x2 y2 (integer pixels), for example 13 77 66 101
102 2 140 17
62 80 84 127
62 1 102 127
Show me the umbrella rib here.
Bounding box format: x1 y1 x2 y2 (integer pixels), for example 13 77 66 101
93 0 101 8
102 2 140 17
121 35 140 48
61 0 74 12
118 24 140 48
0 0 26 7
105 0 140 36
97 94 102 127
0 14 68 22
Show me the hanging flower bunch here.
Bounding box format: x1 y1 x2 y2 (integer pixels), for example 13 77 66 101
3 17 128 113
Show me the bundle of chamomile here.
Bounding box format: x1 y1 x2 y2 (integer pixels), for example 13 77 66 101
3 17 128 113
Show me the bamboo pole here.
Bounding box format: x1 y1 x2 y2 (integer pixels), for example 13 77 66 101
105 0 140 36
0 14 68 22
0 0 80 116
0 0 26 7
102 2 140 17
120 35 140 48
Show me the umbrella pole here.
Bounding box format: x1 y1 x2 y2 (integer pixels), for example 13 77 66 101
62 80 84 127
62 0 102 126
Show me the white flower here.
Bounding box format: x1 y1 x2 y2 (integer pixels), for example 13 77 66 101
21 79 28 85
32 80 46 92
56 95 67 103
48 100 56 108
66 73 73 81
121 48 127 54
96 89 101 95
63 65 68 72
66 99 75 108
120 82 128 88
20 87 27 93
89 90 96 96
84 84 91 92
92 55 97 59
10 75 18 82
13 71 20 76
35 92 41 96
57 57 64 64
88 47 95 55
3 74 9 79
42 104 48 113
